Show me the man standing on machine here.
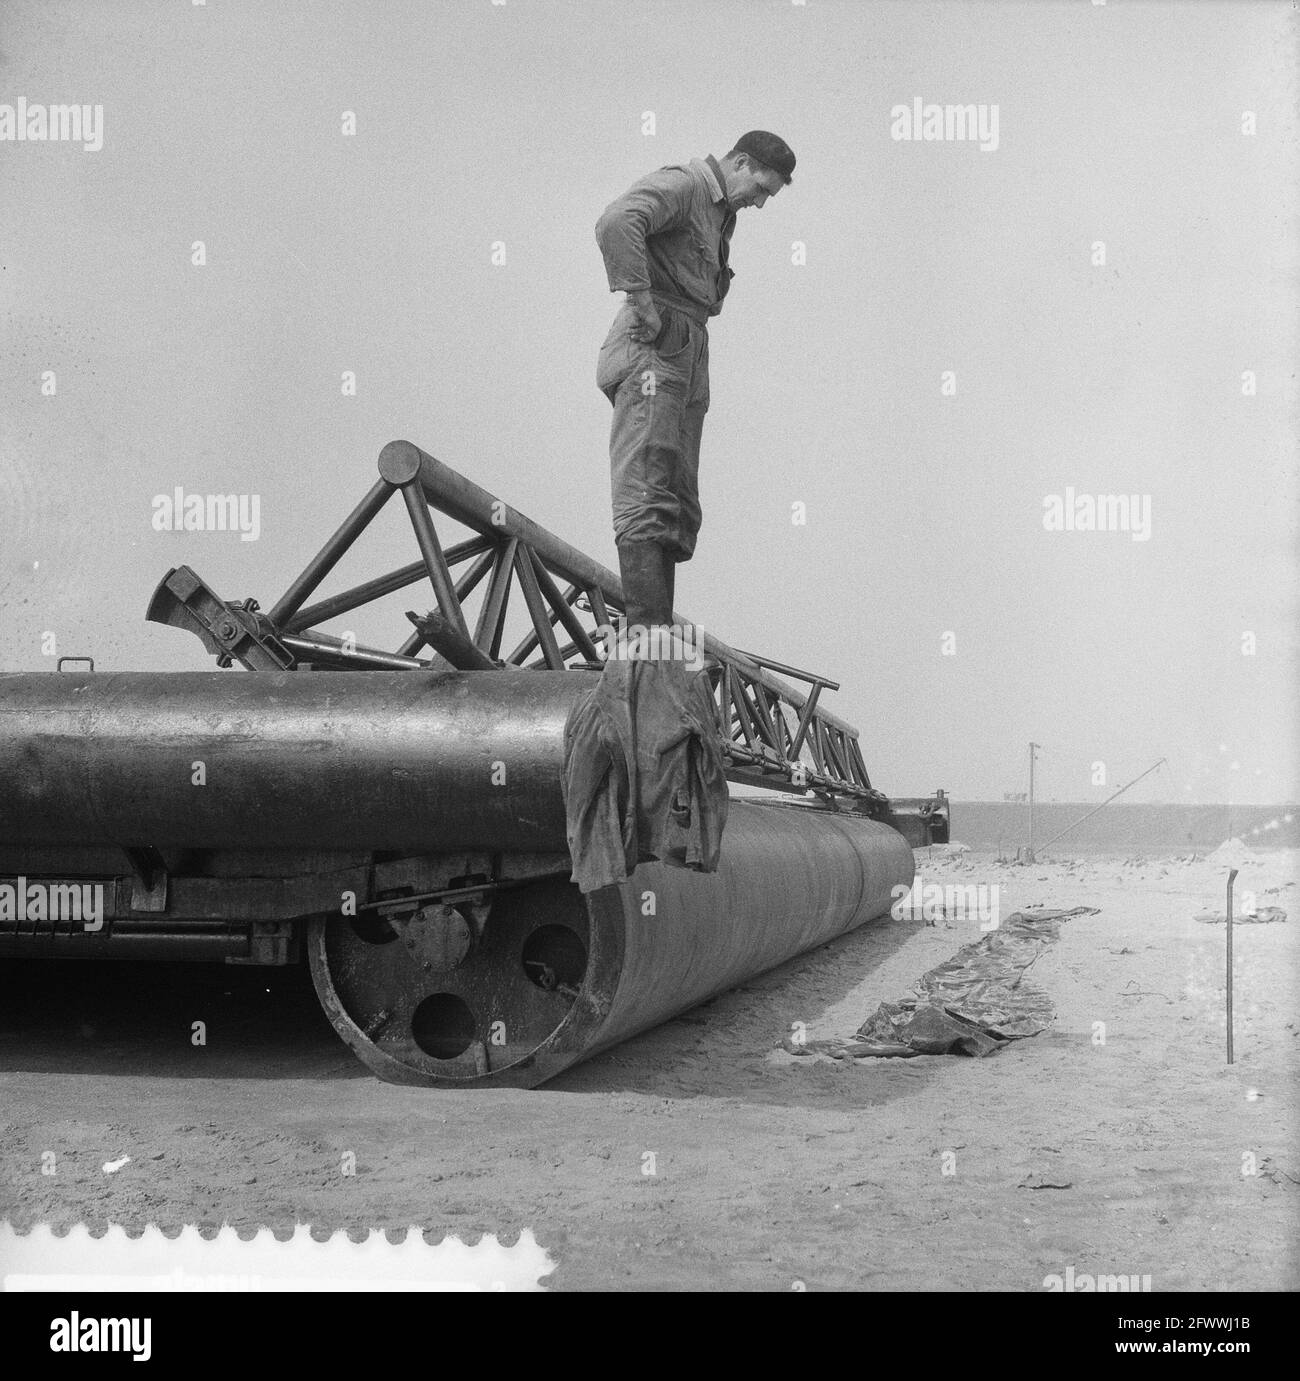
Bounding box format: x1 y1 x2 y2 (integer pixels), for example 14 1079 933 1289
594 130 796 640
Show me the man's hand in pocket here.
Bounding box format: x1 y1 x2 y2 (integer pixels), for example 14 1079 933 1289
627 290 662 345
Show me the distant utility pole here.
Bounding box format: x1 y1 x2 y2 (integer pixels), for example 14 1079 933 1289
1023 741 1041 863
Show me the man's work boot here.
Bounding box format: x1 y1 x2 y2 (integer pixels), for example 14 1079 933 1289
616 539 672 654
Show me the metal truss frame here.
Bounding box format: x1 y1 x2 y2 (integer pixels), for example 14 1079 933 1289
149 439 922 814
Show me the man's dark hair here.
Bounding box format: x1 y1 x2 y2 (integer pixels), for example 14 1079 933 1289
728 130 796 184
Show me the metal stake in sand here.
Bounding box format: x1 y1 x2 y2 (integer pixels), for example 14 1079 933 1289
1226 867 1237 1065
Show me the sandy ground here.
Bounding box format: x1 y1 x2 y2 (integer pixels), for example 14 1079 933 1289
1 843 1296 1292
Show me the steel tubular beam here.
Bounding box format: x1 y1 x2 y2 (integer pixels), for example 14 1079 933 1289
473 538 517 659
454 546 498 604
0 670 585 852
400 484 471 641
743 678 782 752
727 666 759 750
734 650 841 694
281 634 432 671
268 478 394 626
529 563 603 666
788 682 823 760
805 718 829 775
850 739 873 790
821 723 847 780
511 547 565 669
285 535 494 634
400 548 497 657
382 440 620 597
586 585 611 630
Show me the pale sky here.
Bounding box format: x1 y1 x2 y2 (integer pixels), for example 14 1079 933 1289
2 0 1296 804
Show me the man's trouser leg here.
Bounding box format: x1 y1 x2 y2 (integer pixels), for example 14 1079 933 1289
660 336 707 623
601 308 708 640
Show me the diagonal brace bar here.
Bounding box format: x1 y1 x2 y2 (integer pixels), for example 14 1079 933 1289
269 478 393 626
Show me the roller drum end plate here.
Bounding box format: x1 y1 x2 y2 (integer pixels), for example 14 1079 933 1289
307 876 601 1089
305 805 914 1090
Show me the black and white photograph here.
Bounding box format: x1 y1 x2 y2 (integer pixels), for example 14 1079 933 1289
0 0 1296 1322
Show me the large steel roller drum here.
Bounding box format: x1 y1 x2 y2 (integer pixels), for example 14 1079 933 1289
309 800 914 1087
0 669 914 1087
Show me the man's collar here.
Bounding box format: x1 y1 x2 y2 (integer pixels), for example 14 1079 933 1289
703 154 730 208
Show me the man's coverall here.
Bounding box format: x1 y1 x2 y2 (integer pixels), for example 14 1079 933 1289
595 155 736 562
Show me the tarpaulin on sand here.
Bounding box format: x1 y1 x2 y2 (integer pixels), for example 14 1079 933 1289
562 657 728 894
802 907 1099 1060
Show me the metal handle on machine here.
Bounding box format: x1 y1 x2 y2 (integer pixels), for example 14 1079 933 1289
56 657 95 673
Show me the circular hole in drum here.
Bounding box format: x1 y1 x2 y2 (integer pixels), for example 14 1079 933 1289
410 993 476 1060
522 924 588 993
349 912 398 945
